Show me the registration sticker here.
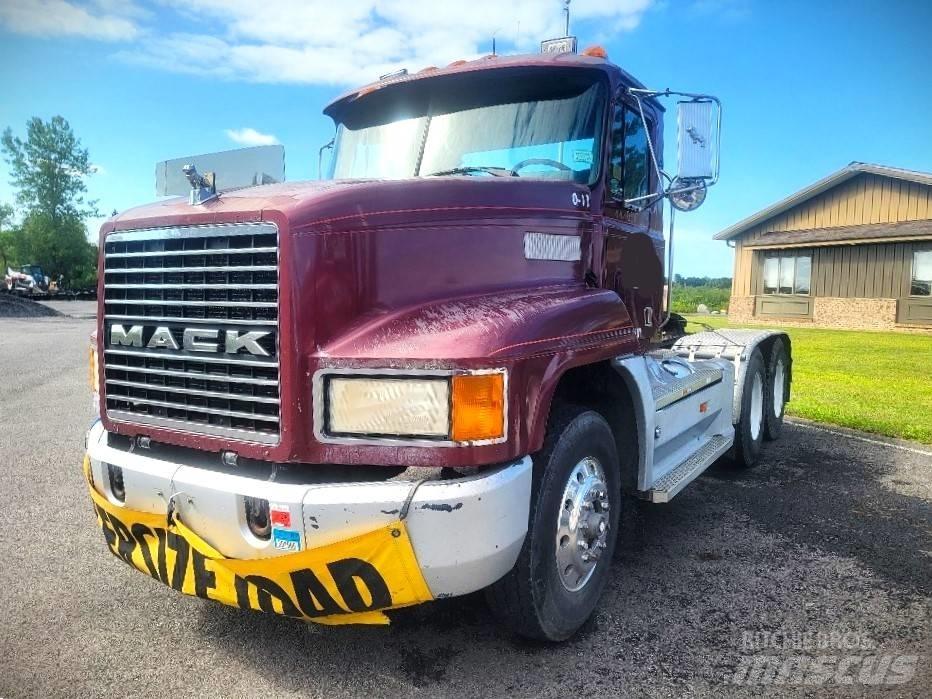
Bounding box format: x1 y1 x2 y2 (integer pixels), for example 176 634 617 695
270 504 292 528
272 527 301 552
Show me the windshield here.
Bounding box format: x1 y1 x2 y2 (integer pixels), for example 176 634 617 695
328 70 606 184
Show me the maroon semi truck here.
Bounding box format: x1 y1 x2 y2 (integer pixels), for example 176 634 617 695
85 46 791 640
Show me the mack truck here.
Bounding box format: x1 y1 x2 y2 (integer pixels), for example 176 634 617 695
85 45 792 641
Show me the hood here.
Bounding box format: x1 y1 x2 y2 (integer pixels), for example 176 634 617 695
106 177 592 236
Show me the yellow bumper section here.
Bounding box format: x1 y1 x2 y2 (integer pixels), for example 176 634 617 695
83 457 433 625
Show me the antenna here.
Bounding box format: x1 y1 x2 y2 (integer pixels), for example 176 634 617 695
564 0 571 36
492 36 496 55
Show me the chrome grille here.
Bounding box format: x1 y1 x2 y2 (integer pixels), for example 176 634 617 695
102 223 280 444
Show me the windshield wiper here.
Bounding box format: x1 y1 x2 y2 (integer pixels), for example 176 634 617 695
424 166 514 177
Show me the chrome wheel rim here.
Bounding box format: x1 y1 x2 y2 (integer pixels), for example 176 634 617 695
750 371 764 441
772 359 785 417
555 456 610 592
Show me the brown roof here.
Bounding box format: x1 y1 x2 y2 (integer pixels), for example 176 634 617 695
715 162 932 241
741 219 932 248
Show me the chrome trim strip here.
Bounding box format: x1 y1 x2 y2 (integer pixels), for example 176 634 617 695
312 367 509 448
104 364 279 386
107 410 280 444
104 348 276 367
104 299 277 308
104 265 277 274
103 314 277 326
105 283 278 290
107 223 277 243
105 378 280 404
105 395 280 422
105 247 277 259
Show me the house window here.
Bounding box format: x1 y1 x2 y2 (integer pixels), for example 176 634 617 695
911 250 932 296
763 254 811 295
608 106 651 204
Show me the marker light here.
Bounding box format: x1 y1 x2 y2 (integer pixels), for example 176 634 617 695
451 373 505 442
88 344 99 393
581 45 608 59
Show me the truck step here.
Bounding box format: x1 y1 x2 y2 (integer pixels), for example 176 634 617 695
645 434 731 503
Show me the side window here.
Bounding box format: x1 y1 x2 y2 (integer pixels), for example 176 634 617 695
762 253 811 295
608 105 651 204
911 249 932 296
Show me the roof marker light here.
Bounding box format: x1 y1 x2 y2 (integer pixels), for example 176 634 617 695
581 45 608 58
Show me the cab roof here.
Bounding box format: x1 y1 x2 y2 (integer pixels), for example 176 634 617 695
323 51 662 120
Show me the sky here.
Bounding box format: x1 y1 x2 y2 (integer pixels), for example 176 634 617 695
0 0 930 277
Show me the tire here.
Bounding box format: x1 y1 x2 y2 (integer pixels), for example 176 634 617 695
486 406 620 641
764 338 789 441
731 348 766 468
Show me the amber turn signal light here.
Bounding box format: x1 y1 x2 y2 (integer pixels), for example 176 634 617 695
88 345 99 393
451 373 505 442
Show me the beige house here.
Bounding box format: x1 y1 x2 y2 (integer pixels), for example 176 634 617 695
716 163 932 331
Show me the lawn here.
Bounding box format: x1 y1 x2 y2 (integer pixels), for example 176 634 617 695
681 314 932 444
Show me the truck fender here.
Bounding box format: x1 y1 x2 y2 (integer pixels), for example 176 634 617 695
670 329 792 424
610 355 656 492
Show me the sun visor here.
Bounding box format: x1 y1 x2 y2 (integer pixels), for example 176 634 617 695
156 145 285 196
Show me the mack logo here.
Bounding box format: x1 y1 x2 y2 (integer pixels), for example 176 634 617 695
109 324 271 356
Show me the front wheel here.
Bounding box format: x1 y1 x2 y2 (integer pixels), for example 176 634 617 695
486 407 620 641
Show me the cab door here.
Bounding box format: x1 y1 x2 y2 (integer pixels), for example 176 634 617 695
601 100 665 339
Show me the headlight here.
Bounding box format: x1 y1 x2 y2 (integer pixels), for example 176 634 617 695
328 377 450 437
324 371 506 443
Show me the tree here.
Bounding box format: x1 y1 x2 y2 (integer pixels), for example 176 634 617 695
19 212 97 287
2 116 99 223
0 203 17 270
1 116 100 287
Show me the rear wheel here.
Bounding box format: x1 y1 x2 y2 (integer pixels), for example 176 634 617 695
732 348 766 467
764 339 789 441
486 407 620 641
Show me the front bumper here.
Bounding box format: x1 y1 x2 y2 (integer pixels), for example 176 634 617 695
85 421 531 598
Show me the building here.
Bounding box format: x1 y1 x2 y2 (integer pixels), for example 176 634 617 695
716 163 932 331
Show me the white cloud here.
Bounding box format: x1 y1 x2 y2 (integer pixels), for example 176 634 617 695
1 0 655 84
121 0 655 86
0 0 142 41
224 128 279 147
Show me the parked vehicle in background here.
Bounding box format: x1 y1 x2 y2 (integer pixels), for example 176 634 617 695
84 38 792 641
5 264 57 295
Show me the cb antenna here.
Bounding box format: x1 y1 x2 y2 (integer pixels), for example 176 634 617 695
564 0 571 36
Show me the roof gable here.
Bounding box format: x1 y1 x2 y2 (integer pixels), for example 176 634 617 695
715 162 932 241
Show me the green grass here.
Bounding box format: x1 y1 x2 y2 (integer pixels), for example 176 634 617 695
682 314 932 444
669 285 731 314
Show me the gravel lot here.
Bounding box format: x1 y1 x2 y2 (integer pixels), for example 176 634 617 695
1 316 929 698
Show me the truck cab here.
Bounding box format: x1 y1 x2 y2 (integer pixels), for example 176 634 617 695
85 48 791 641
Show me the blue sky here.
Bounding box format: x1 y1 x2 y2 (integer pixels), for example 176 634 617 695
1 0 930 277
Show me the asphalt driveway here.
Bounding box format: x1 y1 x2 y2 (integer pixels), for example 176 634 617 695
1 316 929 698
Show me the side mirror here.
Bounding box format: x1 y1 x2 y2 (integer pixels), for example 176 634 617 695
609 88 722 211
676 99 718 180
669 97 721 212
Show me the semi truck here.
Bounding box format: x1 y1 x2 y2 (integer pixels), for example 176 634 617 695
85 44 791 641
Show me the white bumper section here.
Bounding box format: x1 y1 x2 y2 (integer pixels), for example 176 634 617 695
85 421 532 598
